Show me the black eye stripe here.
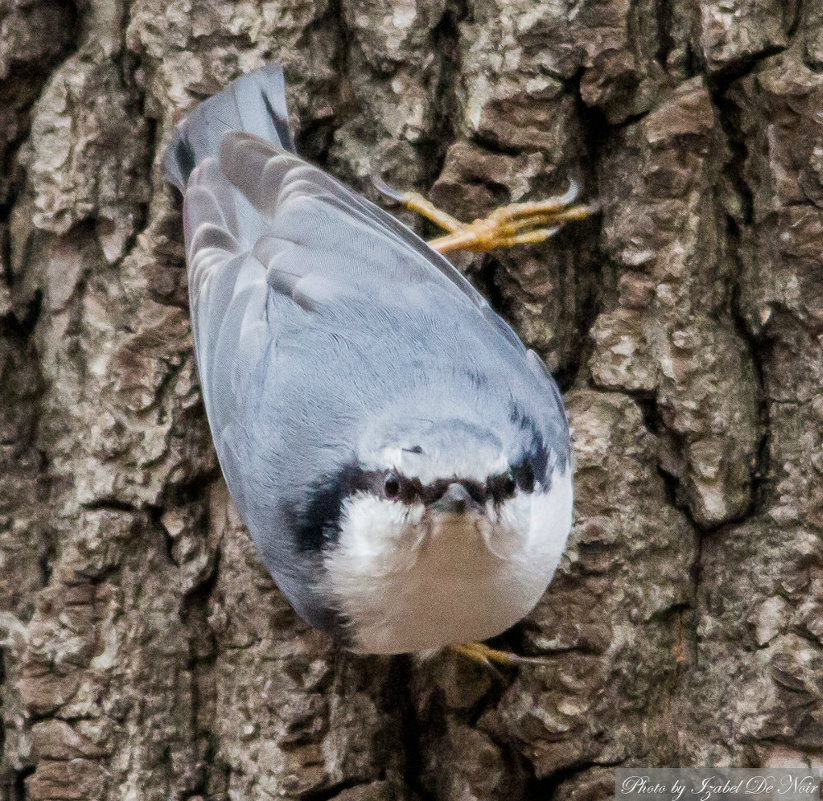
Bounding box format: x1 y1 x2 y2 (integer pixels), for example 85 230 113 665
512 461 535 493
376 469 536 505
295 450 547 552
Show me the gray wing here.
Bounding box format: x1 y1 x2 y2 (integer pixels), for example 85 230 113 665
217 132 501 313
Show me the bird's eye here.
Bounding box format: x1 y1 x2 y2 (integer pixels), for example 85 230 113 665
503 471 516 496
462 481 486 505
384 474 401 499
489 471 516 502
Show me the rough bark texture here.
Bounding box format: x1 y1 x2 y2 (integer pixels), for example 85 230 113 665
1 0 821 799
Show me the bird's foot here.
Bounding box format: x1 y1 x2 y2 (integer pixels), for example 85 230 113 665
452 641 549 674
373 175 594 254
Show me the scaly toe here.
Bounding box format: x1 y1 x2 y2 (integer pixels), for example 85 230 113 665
452 641 550 671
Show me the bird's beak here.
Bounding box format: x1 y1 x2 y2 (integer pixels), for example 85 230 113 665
429 482 483 515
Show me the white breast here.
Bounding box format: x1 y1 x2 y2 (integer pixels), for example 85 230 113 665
323 466 573 654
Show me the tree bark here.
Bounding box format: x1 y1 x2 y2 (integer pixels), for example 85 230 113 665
1 0 821 799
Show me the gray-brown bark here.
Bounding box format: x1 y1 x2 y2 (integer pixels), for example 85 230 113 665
1 0 821 799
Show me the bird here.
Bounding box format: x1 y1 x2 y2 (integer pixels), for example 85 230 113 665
165 63 587 660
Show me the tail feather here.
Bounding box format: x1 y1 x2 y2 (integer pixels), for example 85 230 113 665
165 63 295 192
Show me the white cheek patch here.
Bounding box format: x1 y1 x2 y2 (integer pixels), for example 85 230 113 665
488 493 531 559
329 494 425 576
525 466 574 575
323 465 574 654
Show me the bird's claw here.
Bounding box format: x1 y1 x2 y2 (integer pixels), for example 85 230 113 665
428 180 595 253
371 173 408 204
372 173 466 234
373 173 594 254
452 641 550 675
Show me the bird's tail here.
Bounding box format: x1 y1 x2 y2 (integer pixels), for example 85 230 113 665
164 62 295 192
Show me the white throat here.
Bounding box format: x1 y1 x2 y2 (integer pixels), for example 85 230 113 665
323 465 573 654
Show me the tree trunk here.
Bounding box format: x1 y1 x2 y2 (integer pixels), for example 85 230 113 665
1 0 821 799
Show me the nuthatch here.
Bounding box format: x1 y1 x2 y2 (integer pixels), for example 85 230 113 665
166 64 573 656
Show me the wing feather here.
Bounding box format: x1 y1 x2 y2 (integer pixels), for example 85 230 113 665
219 132 492 310
181 156 270 442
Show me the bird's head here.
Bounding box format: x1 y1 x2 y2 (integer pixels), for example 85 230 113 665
314 412 572 654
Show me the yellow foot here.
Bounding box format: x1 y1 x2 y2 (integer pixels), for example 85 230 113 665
452 641 549 673
373 175 595 254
